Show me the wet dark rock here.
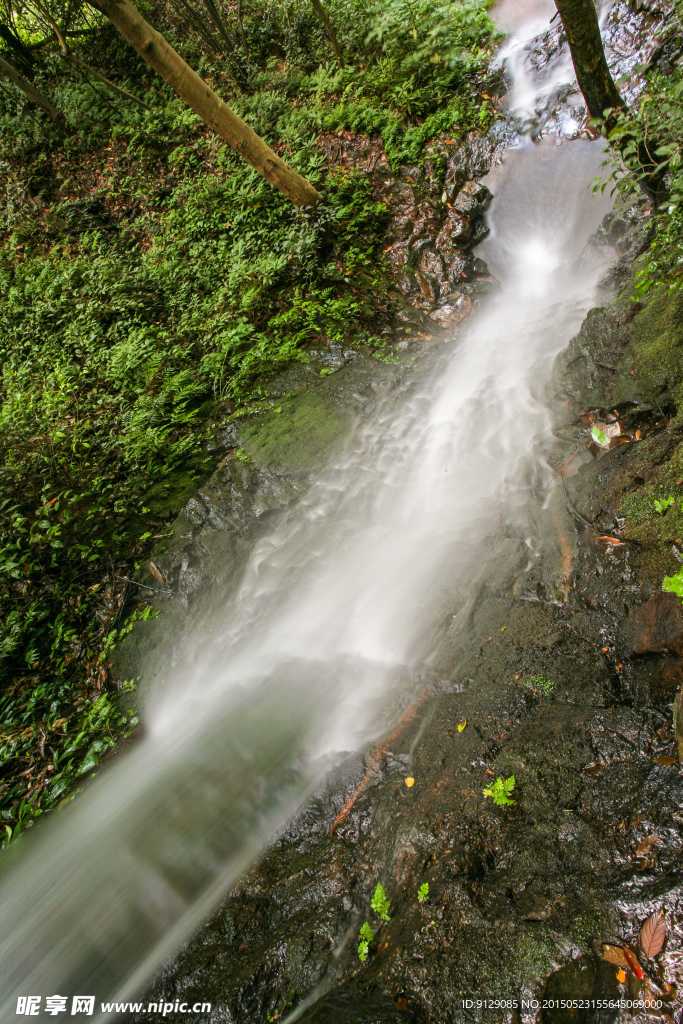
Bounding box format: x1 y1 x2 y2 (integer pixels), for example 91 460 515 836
453 182 492 219
541 954 620 1024
396 270 419 296
416 272 439 305
297 991 421 1024
436 210 471 246
625 591 683 654
418 250 444 280
469 218 491 246
429 295 473 329
386 219 413 243
319 129 497 319
674 691 683 761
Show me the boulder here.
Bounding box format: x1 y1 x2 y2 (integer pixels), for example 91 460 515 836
627 590 683 654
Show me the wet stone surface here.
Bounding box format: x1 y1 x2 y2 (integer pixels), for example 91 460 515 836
318 131 499 329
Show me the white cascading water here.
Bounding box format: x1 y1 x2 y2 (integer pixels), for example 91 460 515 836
0 3 622 1018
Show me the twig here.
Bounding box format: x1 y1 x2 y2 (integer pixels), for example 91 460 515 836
114 573 172 596
329 690 428 835
560 469 595 528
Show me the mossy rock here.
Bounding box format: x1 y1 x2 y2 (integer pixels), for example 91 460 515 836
237 390 352 473
142 471 203 517
551 281 683 418
614 284 683 410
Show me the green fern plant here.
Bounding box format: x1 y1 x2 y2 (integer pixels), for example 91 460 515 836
371 882 391 921
357 921 374 961
483 775 516 806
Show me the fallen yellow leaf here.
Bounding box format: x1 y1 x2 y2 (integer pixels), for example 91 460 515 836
616 968 626 984
405 777 415 788
458 720 467 732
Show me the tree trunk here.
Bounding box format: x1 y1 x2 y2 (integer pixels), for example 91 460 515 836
553 0 623 128
236 0 249 58
310 0 343 68
201 0 232 52
0 53 61 119
88 0 322 207
554 0 667 203
0 23 34 73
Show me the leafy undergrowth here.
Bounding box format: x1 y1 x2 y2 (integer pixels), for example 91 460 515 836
601 0 683 297
0 0 497 844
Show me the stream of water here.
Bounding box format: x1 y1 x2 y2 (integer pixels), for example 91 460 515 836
0 7 621 1019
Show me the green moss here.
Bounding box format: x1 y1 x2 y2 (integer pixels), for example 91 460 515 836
238 391 351 472
619 492 658 524
507 933 557 986
143 472 203 517
614 285 683 409
523 675 555 695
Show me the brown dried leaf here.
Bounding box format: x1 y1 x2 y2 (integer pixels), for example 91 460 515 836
636 834 663 858
602 944 629 967
149 561 164 586
640 910 667 960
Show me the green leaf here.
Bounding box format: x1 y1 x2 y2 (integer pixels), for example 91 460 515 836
370 882 391 921
663 568 683 599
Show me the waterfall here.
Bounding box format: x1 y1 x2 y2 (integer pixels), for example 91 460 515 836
0 6 618 1019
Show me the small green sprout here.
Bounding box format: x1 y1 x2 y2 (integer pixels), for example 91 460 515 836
371 882 391 921
591 425 607 446
654 495 674 513
483 774 516 806
523 675 554 695
418 882 429 903
357 921 374 962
